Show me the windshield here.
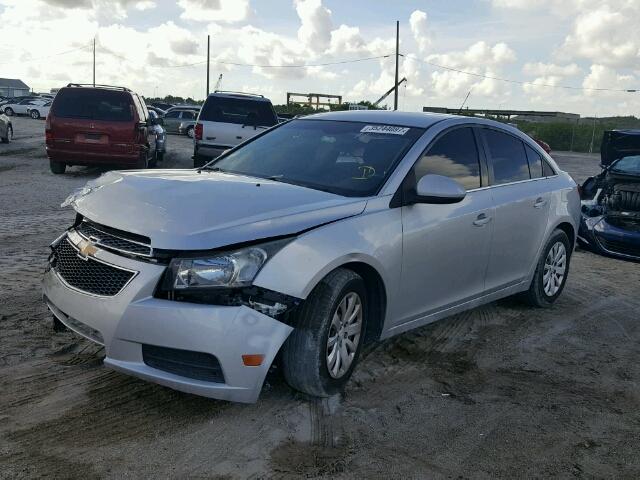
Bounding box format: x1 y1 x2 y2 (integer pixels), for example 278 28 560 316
612 155 640 175
210 119 424 197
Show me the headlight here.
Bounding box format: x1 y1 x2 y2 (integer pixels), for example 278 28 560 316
164 239 290 291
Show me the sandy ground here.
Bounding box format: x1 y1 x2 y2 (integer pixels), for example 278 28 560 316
1 116 639 479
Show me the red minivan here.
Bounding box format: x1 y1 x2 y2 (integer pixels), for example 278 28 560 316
46 84 157 174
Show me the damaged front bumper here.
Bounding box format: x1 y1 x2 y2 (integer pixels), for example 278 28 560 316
578 213 640 261
42 234 294 403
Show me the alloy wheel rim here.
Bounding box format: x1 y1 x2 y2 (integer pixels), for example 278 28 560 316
326 291 363 379
543 241 566 297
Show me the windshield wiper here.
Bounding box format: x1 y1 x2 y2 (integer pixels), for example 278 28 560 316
197 165 222 174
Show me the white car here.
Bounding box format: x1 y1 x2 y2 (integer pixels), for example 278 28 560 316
3 98 48 116
27 100 51 119
193 91 279 167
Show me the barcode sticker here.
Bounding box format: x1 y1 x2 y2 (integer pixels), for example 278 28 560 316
360 125 410 135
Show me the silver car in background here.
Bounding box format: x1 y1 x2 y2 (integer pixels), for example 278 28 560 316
43 111 580 403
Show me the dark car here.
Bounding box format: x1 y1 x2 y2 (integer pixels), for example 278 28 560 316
579 129 640 260
149 102 174 111
46 84 160 174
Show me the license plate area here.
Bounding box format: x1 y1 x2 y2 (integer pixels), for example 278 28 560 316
76 133 108 144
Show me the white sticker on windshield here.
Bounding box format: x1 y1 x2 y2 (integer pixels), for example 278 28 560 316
360 125 410 135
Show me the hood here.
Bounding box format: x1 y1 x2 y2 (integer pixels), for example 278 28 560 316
600 130 640 167
70 169 367 250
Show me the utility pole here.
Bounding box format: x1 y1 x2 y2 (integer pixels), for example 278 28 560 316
206 34 210 97
394 20 399 111
92 37 96 87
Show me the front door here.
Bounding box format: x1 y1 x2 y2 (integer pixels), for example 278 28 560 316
396 126 494 326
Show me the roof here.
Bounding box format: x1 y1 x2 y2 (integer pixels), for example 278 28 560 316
0 78 29 89
208 91 270 102
301 110 454 128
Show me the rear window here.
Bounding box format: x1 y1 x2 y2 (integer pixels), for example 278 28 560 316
199 96 277 127
52 89 134 122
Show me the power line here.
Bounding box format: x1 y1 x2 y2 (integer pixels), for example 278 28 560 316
403 53 639 93
0 42 93 66
98 45 390 69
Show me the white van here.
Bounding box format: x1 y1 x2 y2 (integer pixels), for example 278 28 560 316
193 91 279 167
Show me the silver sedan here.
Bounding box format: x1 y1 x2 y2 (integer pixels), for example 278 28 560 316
43 111 580 403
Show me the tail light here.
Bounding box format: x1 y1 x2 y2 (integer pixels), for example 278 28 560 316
195 122 203 141
45 115 53 143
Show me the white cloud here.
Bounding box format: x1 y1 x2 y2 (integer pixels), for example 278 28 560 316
178 0 251 23
295 0 333 53
134 0 154 10
409 10 429 53
523 62 581 77
582 64 635 95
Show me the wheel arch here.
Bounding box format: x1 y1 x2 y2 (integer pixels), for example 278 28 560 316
337 261 387 343
554 221 576 249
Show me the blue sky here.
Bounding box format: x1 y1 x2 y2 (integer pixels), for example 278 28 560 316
1 0 639 116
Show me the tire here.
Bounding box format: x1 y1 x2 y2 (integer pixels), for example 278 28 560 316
282 268 367 397
49 160 66 174
30 109 40 119
136 151 149 169
4 107 13 116
1 125 11 143
186 126 194 138
521 229 572 308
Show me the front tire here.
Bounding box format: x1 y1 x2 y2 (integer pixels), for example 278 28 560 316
521 229 572 307
30 109 40 119
282 268 367 397
49 160 66 174
1 125 11 143
4 107 13 116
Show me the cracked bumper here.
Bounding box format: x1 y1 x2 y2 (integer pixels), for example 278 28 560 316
42 246 293 403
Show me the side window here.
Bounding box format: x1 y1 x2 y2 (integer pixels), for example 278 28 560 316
524 144 543 179
181 111 196 120
165 111 180 118
414 127 481 190
132 95 146 121
484 129 531 185
542 159 556 177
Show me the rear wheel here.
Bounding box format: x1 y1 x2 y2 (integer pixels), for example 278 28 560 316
521 229 571 307
186 126 194 138
49 160 66 174
281 268 367 397
30 109 40 119
1 125 11 143
4 107 13 116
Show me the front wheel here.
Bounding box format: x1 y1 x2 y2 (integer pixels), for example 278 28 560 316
1 125 11 143
30 109 40 119
521 229 572 307
281 268 367 397
4 107 13 116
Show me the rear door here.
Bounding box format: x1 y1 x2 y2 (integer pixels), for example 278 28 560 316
480 128 552 292
49 88 136 156
199 96 277 148
163 110 182 133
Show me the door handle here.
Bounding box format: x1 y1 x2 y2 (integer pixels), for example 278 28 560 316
533 197 547 208
473 213 492 227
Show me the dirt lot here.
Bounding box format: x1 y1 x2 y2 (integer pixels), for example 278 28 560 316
1 116 639 479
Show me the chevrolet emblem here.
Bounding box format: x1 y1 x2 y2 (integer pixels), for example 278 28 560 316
78 239 98 258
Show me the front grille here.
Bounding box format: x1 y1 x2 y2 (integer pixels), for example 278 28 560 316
76 221 152 257
142 344 225 383
597 236 640 258
51 238 136 296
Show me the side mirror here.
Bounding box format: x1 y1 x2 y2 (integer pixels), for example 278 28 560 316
411 174 466 204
